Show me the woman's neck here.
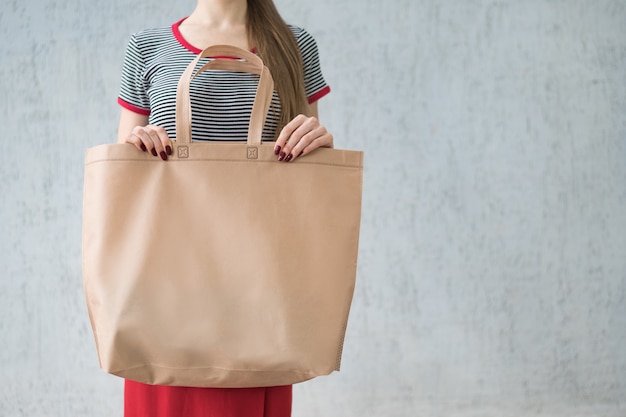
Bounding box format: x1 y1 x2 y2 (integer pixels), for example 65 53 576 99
178 0 251 51
187 0 248 28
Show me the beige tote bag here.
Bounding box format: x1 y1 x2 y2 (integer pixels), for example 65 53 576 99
82 45 363 388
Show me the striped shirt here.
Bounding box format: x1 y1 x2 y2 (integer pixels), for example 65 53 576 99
118 18 330 142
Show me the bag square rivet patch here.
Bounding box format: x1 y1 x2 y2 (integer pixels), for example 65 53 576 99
178 146 189 159
247 147 258 159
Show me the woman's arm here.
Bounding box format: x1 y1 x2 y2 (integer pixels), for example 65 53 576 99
117 108 148 143
274 101 334 163
117 108 172 160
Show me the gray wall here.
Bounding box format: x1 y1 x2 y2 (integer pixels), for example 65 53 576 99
1 0 625 416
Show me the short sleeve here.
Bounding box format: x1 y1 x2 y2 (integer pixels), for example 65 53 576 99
294 28 331 104
118 34 151 115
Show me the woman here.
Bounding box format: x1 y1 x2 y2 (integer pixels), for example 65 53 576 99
116 0 333 416
118 0 333 161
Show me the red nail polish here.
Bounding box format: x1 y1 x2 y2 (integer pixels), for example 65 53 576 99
151 148 158 157
140 144 147 152
166 145 172 155
160 151 167 161
274 145 281 156
285 153 293 162
278 151 286 162
297 151 303 158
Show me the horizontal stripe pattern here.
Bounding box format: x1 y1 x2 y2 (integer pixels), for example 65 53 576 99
119 20 330 142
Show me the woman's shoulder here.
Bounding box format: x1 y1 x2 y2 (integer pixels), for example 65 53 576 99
124 24 181 62
286 25 320 54
129 25 173 45
287 25 314 41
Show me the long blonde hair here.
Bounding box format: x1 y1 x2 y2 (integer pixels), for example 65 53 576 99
247 0 308 137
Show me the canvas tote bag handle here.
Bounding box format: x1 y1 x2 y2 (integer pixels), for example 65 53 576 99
175 45 275 145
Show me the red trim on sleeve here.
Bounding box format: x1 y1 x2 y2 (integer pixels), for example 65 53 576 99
118 97 150 116
308 85 331 104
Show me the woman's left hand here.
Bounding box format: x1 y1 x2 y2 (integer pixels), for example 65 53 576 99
274 114 333 162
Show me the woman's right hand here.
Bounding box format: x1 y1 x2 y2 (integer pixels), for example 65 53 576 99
125 124 172 161
117 108 172 161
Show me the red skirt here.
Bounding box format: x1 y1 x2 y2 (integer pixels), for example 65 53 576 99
124 380 292 417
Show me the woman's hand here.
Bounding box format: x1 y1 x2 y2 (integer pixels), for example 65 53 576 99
274 114 334 162
125 124 173 161
118 109 172 161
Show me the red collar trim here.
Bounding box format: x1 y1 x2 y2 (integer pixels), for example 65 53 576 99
172 17 202 54
172 17 258 55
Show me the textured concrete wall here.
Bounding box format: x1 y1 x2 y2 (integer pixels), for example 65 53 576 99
1 0 625 416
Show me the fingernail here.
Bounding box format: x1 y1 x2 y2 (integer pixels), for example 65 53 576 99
285 153 293 162
166 145 172 155
160 151 167 161
297 151 303 158
151 148 158 157
274 145 281 156
140 144 147 152
278 151 286 162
